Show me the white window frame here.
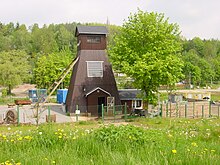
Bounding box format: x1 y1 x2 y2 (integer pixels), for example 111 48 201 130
86 61 104 77
132 100 142 109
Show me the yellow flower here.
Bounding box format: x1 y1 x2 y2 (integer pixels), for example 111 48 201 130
168 134 173 138
24 136 32 140
172 149 177 154
10 139 15 142
129 136 132 139
58 136 62 139
72 137 76 140
16 162 21 165
6 163 12 165
17 137 23 141
211 150 215 152
52 160 56 164
191 142 198 147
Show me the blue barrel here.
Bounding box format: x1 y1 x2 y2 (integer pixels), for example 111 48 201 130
28 89 37 102
28 89 47 102
57 89 68 104
37 89 47 102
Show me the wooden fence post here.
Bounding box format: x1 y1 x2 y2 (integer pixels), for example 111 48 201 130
202 105 204 118
166 102 168 117
185 104 187 118
17 105 20 126
193 102 195 118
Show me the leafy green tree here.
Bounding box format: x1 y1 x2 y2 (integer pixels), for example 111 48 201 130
55 25 74 51
0 50 31 94
34 50 74 89
182 50 202 86
12 24 31 51
30 24 58 54
211 57 220 82
109 10 183 108
198 58 215 85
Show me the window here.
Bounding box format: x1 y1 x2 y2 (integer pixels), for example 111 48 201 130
87 36 101 43
136 100 142 108
132 100 142 108
87 61 103 77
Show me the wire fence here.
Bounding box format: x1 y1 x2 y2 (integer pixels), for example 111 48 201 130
0 101 219 125
150 101 220 118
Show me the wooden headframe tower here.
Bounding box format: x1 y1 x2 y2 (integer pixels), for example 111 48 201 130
66 25 121 116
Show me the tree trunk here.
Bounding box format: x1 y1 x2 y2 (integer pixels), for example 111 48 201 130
7 84 12 95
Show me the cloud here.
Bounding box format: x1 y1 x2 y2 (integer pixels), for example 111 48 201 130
0 0 219 39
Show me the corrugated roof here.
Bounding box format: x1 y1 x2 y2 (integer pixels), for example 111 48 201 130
118 89 142 100
75 25 108 36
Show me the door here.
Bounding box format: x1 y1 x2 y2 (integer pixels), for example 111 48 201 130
98 97 105 117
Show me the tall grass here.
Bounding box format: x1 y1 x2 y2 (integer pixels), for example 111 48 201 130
0 118 220 165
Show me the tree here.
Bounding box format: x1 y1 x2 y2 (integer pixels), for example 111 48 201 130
34 50 74 89
0 50 31 94
30 24 58 54
109 10 183 108
12 24 31 51
55 25 74 51
182 50 202 86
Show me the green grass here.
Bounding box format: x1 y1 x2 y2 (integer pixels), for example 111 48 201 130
0 118 220 165
211 92 220 102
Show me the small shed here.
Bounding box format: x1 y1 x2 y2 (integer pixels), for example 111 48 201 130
118 89 143 113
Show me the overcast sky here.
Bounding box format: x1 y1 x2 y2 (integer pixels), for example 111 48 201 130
0 0 219 39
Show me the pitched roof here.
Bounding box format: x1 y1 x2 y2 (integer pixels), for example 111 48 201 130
85 87 111 97
75 25 108 36
118 89 142 100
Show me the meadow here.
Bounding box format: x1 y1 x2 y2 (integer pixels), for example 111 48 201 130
0 118 219 165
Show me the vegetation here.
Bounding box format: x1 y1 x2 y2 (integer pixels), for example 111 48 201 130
0 118 220 164
109 10 184 107
0 50 31 94
34 50 74 89
182 37 220 86
0 10 220 94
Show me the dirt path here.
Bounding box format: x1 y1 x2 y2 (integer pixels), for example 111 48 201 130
11 84 36 97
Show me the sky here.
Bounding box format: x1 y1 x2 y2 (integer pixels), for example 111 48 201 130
0 0 219 39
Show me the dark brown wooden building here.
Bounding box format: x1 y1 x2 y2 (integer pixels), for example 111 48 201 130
66 25 121 116
118 89 143 113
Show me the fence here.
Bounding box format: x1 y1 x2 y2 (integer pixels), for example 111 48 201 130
1 101 219 125
73 104 128 123
0 104 76 125
149 101 220 119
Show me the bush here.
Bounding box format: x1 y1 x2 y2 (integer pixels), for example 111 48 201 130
1 88 7 97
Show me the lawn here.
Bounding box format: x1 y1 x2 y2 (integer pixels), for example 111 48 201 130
0 118 219 165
